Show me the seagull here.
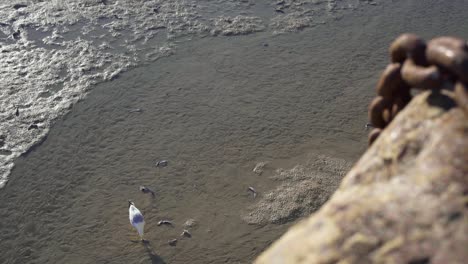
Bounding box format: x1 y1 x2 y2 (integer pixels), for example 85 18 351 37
128 200 145 241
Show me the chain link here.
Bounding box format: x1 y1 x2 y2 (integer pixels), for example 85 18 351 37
368 34 468 146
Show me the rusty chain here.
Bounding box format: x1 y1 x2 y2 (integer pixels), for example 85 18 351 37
367 33 468 146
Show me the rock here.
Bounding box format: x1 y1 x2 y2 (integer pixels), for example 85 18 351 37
247 186 258 198
155 160 168 167
27 124 39 130
183 218 197 228
13 4 28 10
12 30 21 40
139 186 155 197
157 220 173 226
180 229 191 238
168 239 177 246
255 90 468 263
252 161 268 175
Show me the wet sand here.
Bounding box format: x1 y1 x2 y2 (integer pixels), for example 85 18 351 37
1 1 468 264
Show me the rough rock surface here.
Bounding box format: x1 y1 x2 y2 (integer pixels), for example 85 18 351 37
256 90 468 264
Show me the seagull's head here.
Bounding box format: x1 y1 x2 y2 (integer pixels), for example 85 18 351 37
128 200 134 208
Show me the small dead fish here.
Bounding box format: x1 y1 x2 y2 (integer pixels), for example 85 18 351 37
155 160 168 167
248 186 257 198
139 186 155 197
168 239 178 246
15 107 19 117
180 229 191 238
157 220 173 226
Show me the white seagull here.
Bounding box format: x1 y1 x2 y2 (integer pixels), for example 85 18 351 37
128 200 145 241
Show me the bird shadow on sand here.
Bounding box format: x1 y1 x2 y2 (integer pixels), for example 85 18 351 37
128 239 166 263
142 240 166 264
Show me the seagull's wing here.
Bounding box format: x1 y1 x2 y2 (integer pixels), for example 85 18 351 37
131 212 144 226
129 206 134 223
129 206 145 238
130 206 144 225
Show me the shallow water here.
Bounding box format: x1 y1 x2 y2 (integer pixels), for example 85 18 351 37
0 0 379 188
1 0 468 263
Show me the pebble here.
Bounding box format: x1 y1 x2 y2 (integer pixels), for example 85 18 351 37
13 4 28 9
276 0 285 6
248 186 257 198
253 162 268 175
157 220 173 226
139 186 155 197
275 8 285 14
183 218 196 228
168 239 178 246
180 229 191 237
155 160 168 167
28 124 38 130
